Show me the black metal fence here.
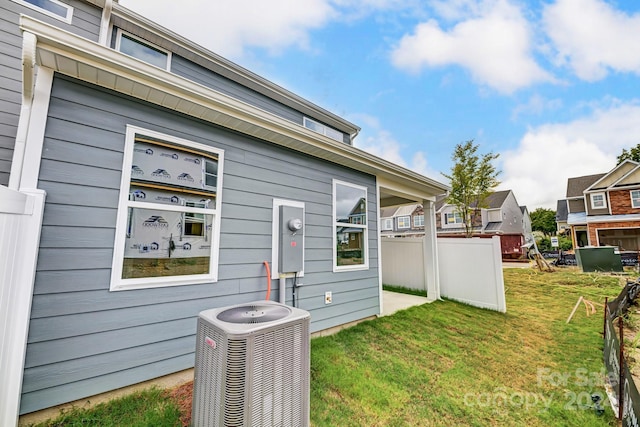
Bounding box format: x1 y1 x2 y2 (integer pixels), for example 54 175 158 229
604 281 640 425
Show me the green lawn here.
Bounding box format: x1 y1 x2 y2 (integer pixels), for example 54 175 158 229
33 268 625 426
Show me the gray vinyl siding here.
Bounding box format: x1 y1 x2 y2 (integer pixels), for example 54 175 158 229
171 54 303 125
20 75 378 414
0 0 101 186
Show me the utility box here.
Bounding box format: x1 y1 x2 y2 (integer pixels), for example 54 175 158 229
575 246 623 272
279 205 304 273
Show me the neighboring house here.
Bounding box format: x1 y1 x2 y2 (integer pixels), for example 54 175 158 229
379 203 425 236
556 199 569 235
0 0 449 421
563 160 640 250
435 190 532 259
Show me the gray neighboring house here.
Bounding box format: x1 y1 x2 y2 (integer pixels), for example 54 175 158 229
380 203 425 236
565 173 606 248
0 0 449 421
556 199 569 234
435 190 533 258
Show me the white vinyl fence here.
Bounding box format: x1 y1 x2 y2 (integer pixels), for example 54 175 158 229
0 186 46 427
381 236 506 312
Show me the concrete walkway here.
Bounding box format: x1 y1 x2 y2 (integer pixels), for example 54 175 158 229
382 290 432 316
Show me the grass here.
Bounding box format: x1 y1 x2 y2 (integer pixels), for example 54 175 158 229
32 268 627 426
383 283 428 297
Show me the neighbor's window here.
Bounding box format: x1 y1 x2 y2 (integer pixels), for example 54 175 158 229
590 192 606 209
397 216 411 229
445 212 463 224
632 190 640 209
11 0 73 22
110 126 223 291
303 117 344 142
116 30 170 70
414 214 424 227
381 218 393 230
333 180 368 271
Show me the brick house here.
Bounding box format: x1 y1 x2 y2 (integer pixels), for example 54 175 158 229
563 160 640 250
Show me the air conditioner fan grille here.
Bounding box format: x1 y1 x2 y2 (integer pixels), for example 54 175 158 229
217 304 291 324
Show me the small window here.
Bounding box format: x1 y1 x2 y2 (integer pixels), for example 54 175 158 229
110 126 223 291
381 218 393 230
333 180 368 271
631 190 640 209
590 192 606 209
445 212 463 224
11 0 73 23
116 30 170 70
303 117 343 142
397 216 411 229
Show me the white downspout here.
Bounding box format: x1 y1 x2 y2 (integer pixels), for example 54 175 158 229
8 32 37 191
98 0 113 46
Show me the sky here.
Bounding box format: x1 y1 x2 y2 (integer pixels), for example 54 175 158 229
118 0 640 210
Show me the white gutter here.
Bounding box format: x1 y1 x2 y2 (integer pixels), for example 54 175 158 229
7 32 37 190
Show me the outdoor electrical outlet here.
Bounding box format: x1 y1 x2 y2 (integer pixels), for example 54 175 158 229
325 291 332 304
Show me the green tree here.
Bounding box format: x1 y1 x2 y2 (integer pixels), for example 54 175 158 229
442 140 500 238
530 208 557 236
617 144 640 164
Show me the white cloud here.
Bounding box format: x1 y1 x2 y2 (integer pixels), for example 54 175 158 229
543 0 640 81
352 114 439 178
390 0 553 93
511 94 563 121
499 101 640 209
119 0 337 58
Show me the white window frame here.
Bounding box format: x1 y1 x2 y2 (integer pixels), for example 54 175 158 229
115 29 171 70
590 192 606 209
396 216 411 229
444 212 463 225
303 117 343 142
110 125 224 291
333 179 368 272
413 215 424 227
381 218 393 230
11 0 73 23
631 190 640 209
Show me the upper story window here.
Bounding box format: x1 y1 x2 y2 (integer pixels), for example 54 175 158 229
414 215 424 227
333 180 368 271
303 117 343 143
116 30 171 70
397 216 411 229
631 190 640 209
590 192 606 209
445 212 463 224
110 126 223 291
381 218 393 230
11 0 73 23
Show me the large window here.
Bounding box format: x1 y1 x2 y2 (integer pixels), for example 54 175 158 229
110 126 223 291
11 0 73 23
413 215 424 227
631 190 640 209
333 180 368 271
116 30 170 70
590 192 606 209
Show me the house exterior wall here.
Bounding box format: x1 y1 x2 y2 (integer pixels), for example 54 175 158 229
568 198 585 213
585 193 610 216
588 221 640 248
610 189 640 215
20 75 379 414
0 0 102 186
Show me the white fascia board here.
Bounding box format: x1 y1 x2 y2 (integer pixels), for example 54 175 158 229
585 214 640 224
20 15 448 198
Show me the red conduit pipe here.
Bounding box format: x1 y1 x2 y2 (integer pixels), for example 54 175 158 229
263 261 272 301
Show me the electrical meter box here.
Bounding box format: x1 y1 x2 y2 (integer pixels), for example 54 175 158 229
279 205 304 273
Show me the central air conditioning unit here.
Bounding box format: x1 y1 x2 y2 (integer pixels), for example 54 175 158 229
192 301 311 427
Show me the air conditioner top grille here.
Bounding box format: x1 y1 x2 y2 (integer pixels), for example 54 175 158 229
217 304 291 324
